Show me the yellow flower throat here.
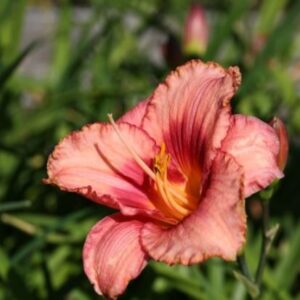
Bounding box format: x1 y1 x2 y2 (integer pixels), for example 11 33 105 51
108 114 197 224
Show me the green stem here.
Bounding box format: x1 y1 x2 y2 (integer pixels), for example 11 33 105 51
255 200 270 287
235 183 281 300
237 253 252 280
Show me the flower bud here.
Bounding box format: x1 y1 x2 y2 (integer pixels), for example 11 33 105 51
270 117 289 171
183 4 209 56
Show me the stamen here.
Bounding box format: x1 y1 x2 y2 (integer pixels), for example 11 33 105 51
155 174 191 219
162 179 193 216
154 143 197 215
108 114 156 180
154 143 197 209
168 184 197 210
155 174 184 219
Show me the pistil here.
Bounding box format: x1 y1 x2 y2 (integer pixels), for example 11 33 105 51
108 114 156 181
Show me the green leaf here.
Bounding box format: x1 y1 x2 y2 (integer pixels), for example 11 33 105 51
0 200 31 213
274 224 300 290
150 262 206 299
0 247 9 279
233 271 260 299
0 40 41 89
206 259 227 300
270 62 297 106
256 0 288 35
206 0 251 59
49 2 72 85
66 289 91 300
0 0 26 61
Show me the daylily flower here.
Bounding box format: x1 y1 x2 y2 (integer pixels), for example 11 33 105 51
45 60 284 299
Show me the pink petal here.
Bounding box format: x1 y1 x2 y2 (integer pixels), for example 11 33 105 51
141 152 246 265
142 60 241 176
269 117 289 171
83 214 148 299
222 115 283 197
118 97 150 127
45 122 160 216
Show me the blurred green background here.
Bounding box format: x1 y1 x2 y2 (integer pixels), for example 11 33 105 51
0 0 300 299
